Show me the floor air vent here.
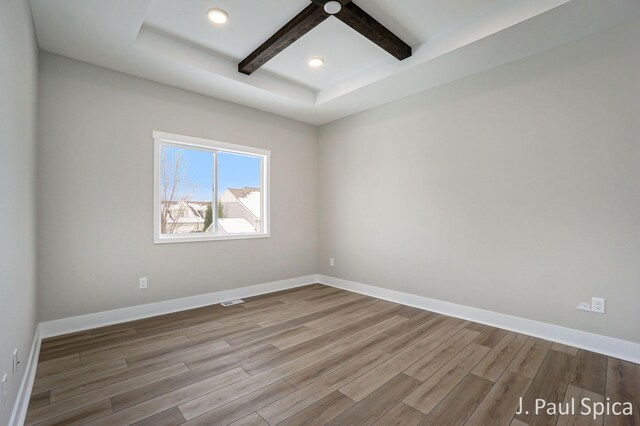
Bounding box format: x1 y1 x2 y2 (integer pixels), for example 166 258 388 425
220 299 245 307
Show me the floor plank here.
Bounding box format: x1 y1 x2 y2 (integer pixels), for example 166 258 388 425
551 342 579 356
570 349 607 395
256 349 391 425
471 332 528 382
419 374 493 425
468 323 510 348
514 349 576 426
380 316 450 356
26 364 189 425
403 343 490 414
508 337 552 379
556 385 604 426
277 391 355 426
181 380 295 425
50 360 178 403
285 332 395 389
37 400 114 426
466 371 532 425
340 336 441 402
373 402 425 426
27 390 50 411
404 328 480 381
130 407 186 426
110 358 258 412
228 413 268 426
328 374 422 425
88 368 249 425
604 358 640 426
178 349 334 422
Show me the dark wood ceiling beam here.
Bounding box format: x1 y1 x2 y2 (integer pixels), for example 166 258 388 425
309 0 352 6
336 2 412 61
238 3 329 75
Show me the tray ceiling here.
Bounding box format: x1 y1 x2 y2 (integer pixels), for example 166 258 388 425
30 0 640 124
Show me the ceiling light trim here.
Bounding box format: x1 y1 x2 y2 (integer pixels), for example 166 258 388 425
308 57 325 67
208 8 228 25
324 1 342 15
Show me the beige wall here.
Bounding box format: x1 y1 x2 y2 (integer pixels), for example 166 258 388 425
0 0 38 423
34 18 640 347
37 53 319 321
318 20 640 343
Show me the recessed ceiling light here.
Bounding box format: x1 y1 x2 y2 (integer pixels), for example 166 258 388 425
208 8 228 24
308 57 325 68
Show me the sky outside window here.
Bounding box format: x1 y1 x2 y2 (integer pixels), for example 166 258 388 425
163 146 261 201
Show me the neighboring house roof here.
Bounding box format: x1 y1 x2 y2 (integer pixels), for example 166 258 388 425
165 189 260 234
225 187 261 219
218 218 256 234
164 201 210 223
227 187 259 198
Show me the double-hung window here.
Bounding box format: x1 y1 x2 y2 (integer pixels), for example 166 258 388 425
153 131 270 243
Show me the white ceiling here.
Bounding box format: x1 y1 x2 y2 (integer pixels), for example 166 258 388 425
30 0 640 125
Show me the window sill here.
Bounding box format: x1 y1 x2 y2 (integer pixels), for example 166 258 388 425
154 232 270 244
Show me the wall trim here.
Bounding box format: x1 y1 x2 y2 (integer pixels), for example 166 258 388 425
9 326 41 426
39 275 318 339
318 274 640 364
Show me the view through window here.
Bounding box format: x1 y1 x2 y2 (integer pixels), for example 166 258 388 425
154 132 269 243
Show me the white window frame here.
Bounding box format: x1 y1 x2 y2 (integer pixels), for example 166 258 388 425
153 131 270 244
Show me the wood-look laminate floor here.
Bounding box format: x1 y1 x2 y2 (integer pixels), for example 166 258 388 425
27 285 639 426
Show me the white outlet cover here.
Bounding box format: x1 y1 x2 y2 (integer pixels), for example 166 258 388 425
591 297 605 314
139 277 148 289
576 302 592 312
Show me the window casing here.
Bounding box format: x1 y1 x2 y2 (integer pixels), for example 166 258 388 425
153 131 270 244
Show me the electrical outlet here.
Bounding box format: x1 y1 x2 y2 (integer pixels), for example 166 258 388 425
576 302 592 312
329 257 335 267
576 297 606 314
1 373 7 410
591 297 605 314
12 349 19 376
139 277 148 290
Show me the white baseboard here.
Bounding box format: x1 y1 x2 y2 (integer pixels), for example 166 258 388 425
39 275 318 339
318 274 640 364
9 326 41 426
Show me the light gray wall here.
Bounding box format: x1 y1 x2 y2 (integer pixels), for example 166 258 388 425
0 0 38 422
318 20 640 343
37 53 319 321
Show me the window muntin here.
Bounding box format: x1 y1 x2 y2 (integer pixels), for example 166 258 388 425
153 131 269 243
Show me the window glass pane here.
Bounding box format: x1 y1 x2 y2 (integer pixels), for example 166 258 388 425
160 144 214 235
217 151 262 234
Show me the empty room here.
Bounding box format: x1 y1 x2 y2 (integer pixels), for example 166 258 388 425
1 0 640 425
